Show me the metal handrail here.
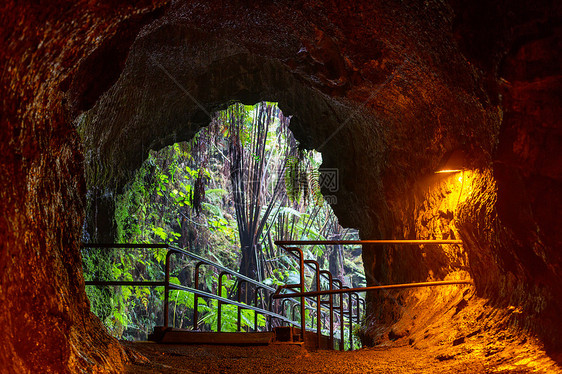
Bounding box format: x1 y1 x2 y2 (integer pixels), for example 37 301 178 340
276 239 462 290
275 240 463 245
275 241 366 315
168 245 277 292
274 239 468 351
164 245 328 327
82 243 279 293
85 281 165 286
168 283 297 325
276 242 350 291
82 243 321 336
82 243 168 248
83 241 455 350
275 245 365 312
83 244 305 310
274 245 364 349
165 244 352 329
272 280 474 298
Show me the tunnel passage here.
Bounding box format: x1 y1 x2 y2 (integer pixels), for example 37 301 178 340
76 39 385 238
2 0 561 372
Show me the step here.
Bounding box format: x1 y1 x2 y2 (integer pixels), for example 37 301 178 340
269 327 333 350
150 328 275 345
149 326 334 350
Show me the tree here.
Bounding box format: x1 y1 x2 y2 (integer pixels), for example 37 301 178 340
82 101 364 339
225 102 291 281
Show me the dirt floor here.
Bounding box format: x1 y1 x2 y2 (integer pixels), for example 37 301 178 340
122 291 562 373
122 341 562 374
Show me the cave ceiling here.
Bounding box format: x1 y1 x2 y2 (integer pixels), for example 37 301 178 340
73 0 501 235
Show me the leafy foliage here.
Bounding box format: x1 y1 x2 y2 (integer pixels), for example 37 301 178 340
83 102 364 341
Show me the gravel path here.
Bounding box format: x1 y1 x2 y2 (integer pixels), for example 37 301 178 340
123 342 492 373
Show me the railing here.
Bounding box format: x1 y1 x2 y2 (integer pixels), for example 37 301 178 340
270 245 364 350
81 243 361 349
273 240 473 351
83 244 306 331
82 240 470 351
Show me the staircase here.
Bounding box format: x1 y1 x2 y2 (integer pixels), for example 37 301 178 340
150 326 332 351
82 243 364 351
83 240 470 351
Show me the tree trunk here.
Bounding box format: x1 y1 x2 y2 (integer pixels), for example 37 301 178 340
329 243 346 284
239 244 259 280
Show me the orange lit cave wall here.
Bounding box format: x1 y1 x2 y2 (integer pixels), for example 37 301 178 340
362 161 561 359
359 0 562 356
0 2 169 373
361 167 481 343
358 14 562 361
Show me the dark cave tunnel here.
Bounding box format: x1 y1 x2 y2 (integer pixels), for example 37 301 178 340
1 0 561 372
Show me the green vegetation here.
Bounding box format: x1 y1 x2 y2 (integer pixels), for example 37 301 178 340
82 102 364 344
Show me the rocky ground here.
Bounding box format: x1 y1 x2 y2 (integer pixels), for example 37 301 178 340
123 338 562 374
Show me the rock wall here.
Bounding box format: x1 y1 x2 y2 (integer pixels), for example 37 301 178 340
362 0 562 357
0 1 168 372
1 0 561 371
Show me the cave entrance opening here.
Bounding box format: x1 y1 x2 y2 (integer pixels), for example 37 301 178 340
81 101 365 346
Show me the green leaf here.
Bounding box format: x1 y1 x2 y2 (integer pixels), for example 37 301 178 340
205 188 227 196
114 310 125 325
280 206 302 218
112 266 122 279
152 227 167 240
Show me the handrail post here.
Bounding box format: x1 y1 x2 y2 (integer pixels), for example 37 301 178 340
193 261 205 331
333 279 344 351
353 294 358 324
217 271 229 332
292 303 299 322
254 287 266 332
305 260 321 349
286 247 306 343
352 293 360 323
299 249 306 343
268 293 276 330
320 270 334 350
281 299 290 326
164 250 173 328
237 280 246 332
358 298 365 324
343 287 353 350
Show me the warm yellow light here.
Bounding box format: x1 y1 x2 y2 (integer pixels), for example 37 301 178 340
435 169 462 174
457 175 463 183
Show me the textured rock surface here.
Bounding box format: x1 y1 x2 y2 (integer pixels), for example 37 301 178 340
0 1 167 372
122 340 561 373
1 0 561 371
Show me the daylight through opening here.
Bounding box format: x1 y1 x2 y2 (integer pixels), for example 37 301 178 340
82 102 363 347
